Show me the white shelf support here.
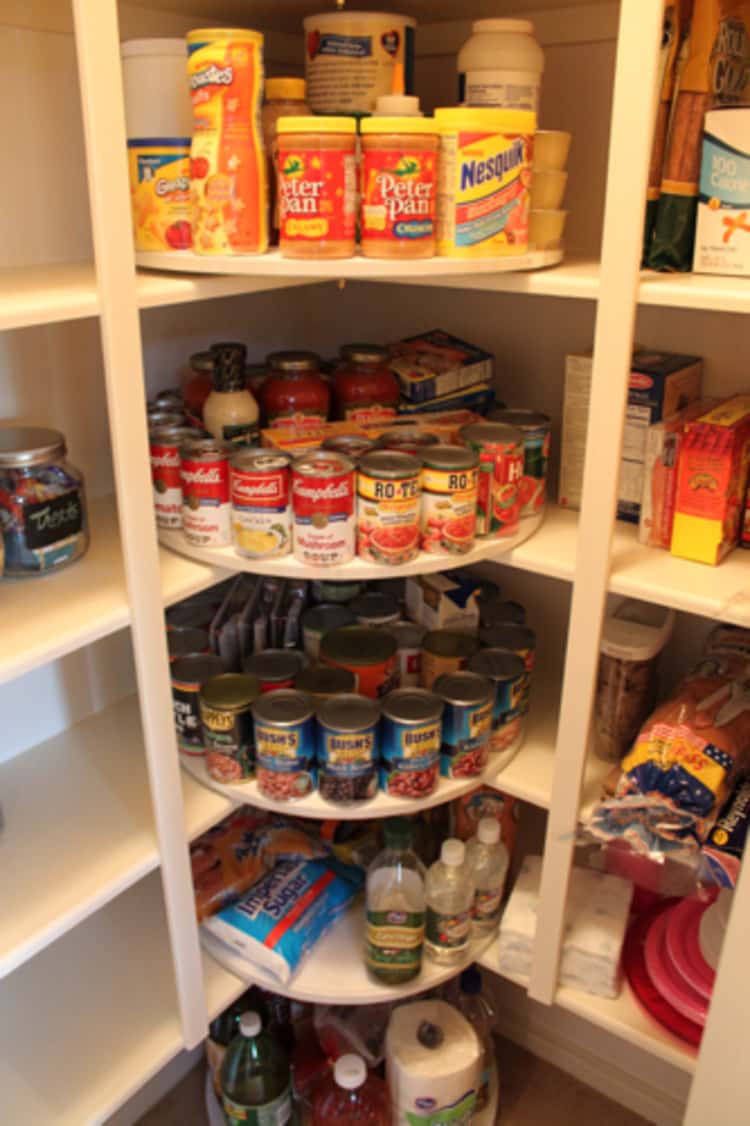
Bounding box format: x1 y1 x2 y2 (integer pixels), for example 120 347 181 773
528 0 664 1004
71 0 207 1047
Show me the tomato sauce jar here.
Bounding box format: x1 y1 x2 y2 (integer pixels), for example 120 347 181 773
262 351 330 428
419 444 479 554
333 344 400 422
360 116 439 259
277 115 357 258
292 450 356 566
460 421 524 538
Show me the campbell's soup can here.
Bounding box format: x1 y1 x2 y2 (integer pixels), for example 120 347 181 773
460 421 524 538
150 425 195 530
180 438 232 546
230 448 292 558
292 450 355 566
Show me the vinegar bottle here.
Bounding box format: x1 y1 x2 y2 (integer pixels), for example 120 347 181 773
312 1053 390 1125
465 816 509 935
424 838 474 964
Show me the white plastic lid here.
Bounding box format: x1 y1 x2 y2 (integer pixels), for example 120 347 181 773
335 1053 367 1089
441 839 466 867
472 19 535 35
121 38 187 57
478 817 501 845
375 94 423 116
239 1011 262 1037
600 599 675 662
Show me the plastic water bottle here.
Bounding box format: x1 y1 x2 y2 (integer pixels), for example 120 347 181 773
312 1053 390 1124
424 838 475 964
466 816 509 935
454 967 499 1124
220 1011 293 1125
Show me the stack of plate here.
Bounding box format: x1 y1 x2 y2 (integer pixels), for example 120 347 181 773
623 893 727 1046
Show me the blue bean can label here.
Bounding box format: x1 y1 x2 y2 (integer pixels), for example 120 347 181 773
380 714 441 798
489 673 525 754
317 723 379 803
440 699 493 778
254 716 316 801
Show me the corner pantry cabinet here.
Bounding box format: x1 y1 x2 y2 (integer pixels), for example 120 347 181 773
2 0 750 1122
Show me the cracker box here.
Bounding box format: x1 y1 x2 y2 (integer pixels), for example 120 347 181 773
389 329 494 403
639 400 715 550
671 396 750 565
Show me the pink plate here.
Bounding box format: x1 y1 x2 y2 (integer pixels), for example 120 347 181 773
624 906 702 1048
665 898 715 1001
644 909 709 1026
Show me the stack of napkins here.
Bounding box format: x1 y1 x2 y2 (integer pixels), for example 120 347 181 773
498 856 633 998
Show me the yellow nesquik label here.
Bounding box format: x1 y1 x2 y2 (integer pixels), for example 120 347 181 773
127 142 192 251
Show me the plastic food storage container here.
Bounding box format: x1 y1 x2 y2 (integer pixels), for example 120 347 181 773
594 599 675 762
457 19 544 111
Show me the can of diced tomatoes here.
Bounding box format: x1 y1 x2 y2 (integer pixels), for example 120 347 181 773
460 421 524 537
230 448 292 558
420 444 479 554
150 425 195 530
292 450 356 565
380 688 443 798
488 408 551 517
357 450 421 565
252 689 317 801
180 437 232 546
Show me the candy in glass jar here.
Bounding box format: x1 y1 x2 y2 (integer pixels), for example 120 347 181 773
0 428 89 577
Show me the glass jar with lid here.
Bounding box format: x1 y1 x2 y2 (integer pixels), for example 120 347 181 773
0 427 89 577
180 349 215 423
261 77 311 244
262 351 330 427
333 344 400 422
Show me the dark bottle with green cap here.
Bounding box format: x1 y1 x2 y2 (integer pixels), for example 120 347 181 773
365 817 426 985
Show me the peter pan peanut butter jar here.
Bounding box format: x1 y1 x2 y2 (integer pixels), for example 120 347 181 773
360 116 439 258
277 116 357 258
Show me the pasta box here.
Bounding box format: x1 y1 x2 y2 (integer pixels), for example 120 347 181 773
671 396 750 565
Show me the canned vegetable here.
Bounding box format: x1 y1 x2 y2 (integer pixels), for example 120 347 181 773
317 693 380 804
243 648 307 692
488 408 551 517
356 450 421 565
388 621 427 688
421 629 478 690
171 654 226 755
460 421 524 538
420 444 479 554
380 688 443 799
479 622 536 714
434 670 494 778
301 603 356 660
468 648 526 757
320 625 399 699
200 673 260 783
252 689 316 801
294 663 357 700
350 590 401 627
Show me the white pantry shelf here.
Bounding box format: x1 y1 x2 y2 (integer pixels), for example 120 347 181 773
0 695 233 980
0 497 226 686
0 263 100 330
201 908 494 1007
0 873 185 1126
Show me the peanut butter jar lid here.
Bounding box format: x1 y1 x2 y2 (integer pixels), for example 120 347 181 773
278 115 357 135
361 116 439 135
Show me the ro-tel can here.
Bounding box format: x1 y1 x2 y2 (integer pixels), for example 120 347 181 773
489 408 551 517
149 425 195 530
479 622 536 714
311 579 364 604
230 448 292 559
421 629 478 691
200 672 260 784
322 434 377 462
301 603 355 661
294 663 356 701
434 670 494 778
420 444 479 554
468 648 526 759
180 437 232 546
252 689 316 801
350 590 401 628
380 688 444 799
317 693 380 804
171 653 226 755
479 596 526 628
292 450 356 566
187 29 268 255
243 648 306 694
167 627 211 662
460 421 524 538
375 428 440 457
320 625 399 699
388 621 427 688
357 450 421 565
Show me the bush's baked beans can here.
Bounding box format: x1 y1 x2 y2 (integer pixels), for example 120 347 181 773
420 630 478 690
479 622 536 714
317 693 380 804
434 670 494 778
380 688 443 798
460 421 524 538
420 444 479 554
320 625 399 699
488 408 551 517
292 450 355 565
252 689 316 801
180 438 232 546
468 648 526 757
356 450 421 564
171 653 226 754
150 425 195 530
230 449 292 558
200 673 260 783
243 649 307 693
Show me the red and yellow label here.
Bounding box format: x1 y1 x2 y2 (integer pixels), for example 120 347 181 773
127 142 192 251
361 148 437 244
187 30 267 254
278 146 356 244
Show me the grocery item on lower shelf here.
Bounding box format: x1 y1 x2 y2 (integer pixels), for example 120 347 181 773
466 817 509 935
312 1054 391 1124
221 1010 292 1125
447 966 499 1123
424 838 475 964
366 817 426 985
498 855 633 997
701 779 750 888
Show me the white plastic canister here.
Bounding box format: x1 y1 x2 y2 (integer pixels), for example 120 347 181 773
121 39 193 137
458 19 544 112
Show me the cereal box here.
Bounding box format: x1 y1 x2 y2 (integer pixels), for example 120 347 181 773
639 400 715 550
389 329 493 403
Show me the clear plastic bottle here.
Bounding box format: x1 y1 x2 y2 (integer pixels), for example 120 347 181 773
366 817 426 985
312 1053 391 1125
466 816 510 935
220 1010 293 1126
453 967 499 1124
424 838 475 964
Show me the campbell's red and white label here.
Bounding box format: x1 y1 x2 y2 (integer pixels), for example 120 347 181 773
292 458 355 566
278 145 356 246
181 456 230 546
150 438 183 529
231 464 291 558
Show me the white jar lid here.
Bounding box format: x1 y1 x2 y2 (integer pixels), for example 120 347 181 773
441 839 465 866
335 1054 367 1090
472 19 535 35
600 600 675 662
478 817 501 845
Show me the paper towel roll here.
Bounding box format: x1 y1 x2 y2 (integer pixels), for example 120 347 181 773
386 1000 481 1125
